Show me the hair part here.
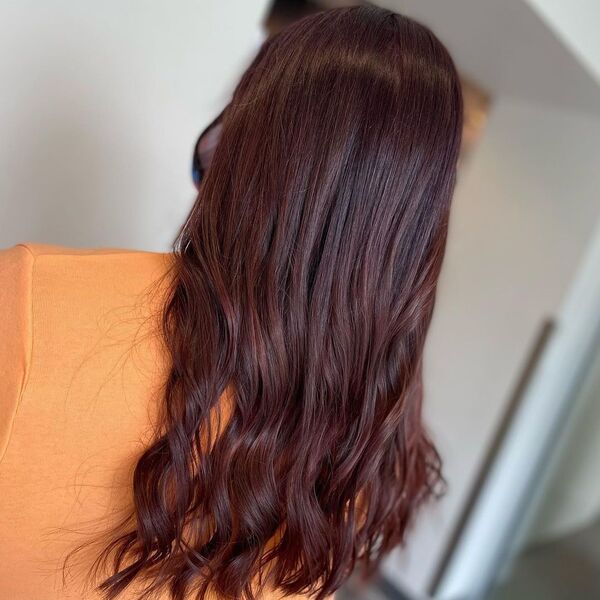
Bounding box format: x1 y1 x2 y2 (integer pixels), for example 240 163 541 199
91 6 463 599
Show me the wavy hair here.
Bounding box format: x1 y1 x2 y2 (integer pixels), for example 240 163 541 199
93 6 463 599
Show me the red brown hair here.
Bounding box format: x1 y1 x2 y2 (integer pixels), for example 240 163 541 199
94 6 463 599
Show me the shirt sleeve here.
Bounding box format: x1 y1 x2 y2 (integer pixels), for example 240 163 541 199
0 244 34 465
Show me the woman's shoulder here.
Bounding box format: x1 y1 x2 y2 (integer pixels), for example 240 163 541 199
1 242 174 320
0 243 175 585
1 242 174 288
0 244 35 464
8 241 170 259
0 242 174 464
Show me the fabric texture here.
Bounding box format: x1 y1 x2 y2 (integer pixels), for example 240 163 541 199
0 244 306 600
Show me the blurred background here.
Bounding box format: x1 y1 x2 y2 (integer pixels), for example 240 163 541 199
1 1 599 598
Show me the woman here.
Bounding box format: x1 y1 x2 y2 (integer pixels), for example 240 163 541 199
0 5 462 600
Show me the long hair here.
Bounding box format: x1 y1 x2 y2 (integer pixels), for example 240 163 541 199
95 6 463 599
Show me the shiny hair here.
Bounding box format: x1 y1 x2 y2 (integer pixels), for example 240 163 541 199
95 6 462 599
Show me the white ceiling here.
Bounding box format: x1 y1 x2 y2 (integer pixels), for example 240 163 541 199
372 0 600 115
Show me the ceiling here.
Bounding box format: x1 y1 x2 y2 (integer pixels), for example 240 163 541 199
369 0 600 116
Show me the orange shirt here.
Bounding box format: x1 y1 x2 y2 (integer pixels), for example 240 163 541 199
0 244 309 600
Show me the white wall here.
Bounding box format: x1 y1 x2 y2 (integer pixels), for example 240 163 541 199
437 206 600 600
530 339 600 542
521 0 600 543
382 96 600 596
0 0 269 252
